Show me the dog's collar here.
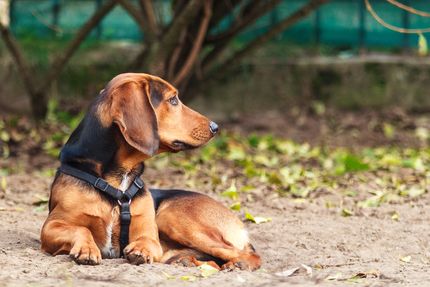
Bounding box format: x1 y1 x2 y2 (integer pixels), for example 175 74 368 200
58 164 144 257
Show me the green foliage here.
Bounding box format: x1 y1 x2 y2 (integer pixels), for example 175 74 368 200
2 114 428 215
146 131 430 213
42 99 84 158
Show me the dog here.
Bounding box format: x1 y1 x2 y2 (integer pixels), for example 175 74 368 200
41 73 261 271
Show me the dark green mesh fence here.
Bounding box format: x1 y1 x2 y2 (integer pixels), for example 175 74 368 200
9 0 430 48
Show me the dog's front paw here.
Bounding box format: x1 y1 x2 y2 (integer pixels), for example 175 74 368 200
70 242 102 265
124 237 162 265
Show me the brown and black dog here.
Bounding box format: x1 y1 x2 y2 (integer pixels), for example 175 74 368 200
41 73 261 271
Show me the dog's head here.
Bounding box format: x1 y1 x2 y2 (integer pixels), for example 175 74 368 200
99 73 218 157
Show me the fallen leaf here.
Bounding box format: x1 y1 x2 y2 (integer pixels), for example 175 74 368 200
275 267 300 277
400 255 411 263
383 123 395 139
301 264 312 276
341 208 353 217
391 211 399 221
0 177 6 192
180 275 197 281
343 154 370 173
197 263 219 277
245 211 272 224
221 181 238 200
230 202 241 211
350 270 380 279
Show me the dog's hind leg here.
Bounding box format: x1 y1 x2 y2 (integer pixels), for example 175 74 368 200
155 192 261 271
160 245 221 270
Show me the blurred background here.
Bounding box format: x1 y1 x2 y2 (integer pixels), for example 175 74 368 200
3 0 430 118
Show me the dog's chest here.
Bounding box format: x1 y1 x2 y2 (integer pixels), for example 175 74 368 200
101 174 131 258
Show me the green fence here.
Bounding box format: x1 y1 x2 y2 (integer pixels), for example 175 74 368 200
10 0 430 48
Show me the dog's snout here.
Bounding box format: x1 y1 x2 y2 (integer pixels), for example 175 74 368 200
209 121 219 134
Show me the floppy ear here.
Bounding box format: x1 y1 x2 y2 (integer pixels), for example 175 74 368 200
111 81 160 156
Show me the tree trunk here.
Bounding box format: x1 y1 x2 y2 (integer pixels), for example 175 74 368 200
0 0 117 120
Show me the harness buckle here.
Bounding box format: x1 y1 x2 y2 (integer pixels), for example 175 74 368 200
133 178 144 189
94 178 109 192
118 199 132 206
118 193 132 206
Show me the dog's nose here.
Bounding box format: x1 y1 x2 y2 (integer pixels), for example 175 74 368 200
209 121 219 134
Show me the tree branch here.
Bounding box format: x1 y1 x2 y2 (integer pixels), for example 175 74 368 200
172 0 212 85
365 0 430 34
117 0 147 35
149 0 203 70
206 0 280 43
209 0 243 30
386 0 430 17
167 30 187 80
215 0 329 74
139 0 160 41
203 0 282 71
0 24 37 96
38 0 117 94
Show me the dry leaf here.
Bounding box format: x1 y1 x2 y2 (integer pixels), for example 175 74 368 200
275 267 300 277
400 255 411 263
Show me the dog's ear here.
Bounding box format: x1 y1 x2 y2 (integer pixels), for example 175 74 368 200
111 80 161 156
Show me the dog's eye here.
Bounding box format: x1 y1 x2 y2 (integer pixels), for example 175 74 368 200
169 96 179 106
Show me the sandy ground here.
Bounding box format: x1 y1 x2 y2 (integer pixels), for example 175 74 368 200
0 172 429 287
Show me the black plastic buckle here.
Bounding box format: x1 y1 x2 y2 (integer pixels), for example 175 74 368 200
133 178 144 189
94 178 109 192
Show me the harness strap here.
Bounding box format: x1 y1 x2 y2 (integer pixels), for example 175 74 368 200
59 164 144 257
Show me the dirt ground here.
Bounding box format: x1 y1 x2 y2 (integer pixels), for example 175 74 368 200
0 109 430 286
1 173 430 287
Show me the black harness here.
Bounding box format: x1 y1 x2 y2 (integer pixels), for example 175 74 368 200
58 164 144 257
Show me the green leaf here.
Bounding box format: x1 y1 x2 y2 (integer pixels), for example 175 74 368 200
341 208 353 217
418 33 428 56
227 146 246 161
230 202 241 211
358 196 381 208
245 211 272 224
221 181 238 200
382 123 395 139
0 177 6 192
247 134 260 148
343 154 369 173
197 263 219 277
180 275 197 281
